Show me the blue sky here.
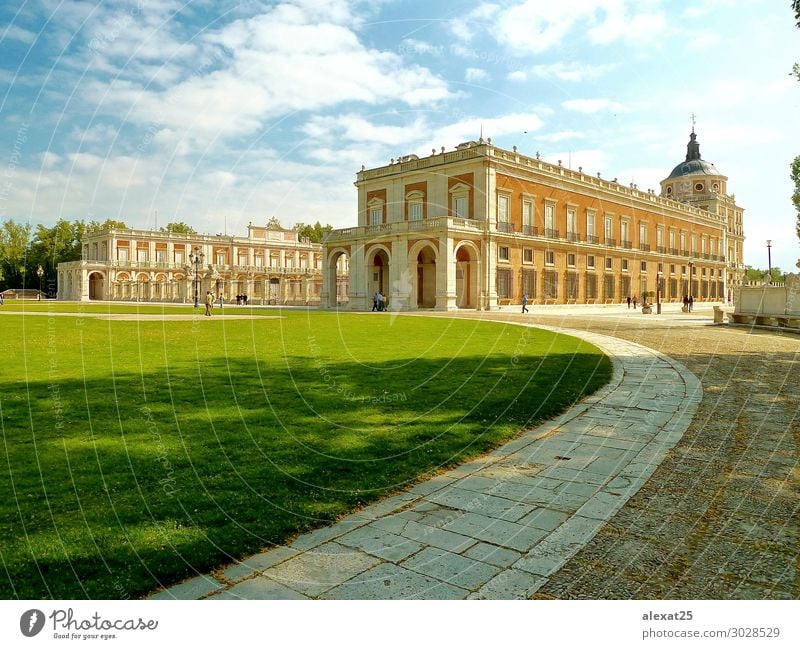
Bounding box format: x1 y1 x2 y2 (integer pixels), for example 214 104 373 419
1 0 798 270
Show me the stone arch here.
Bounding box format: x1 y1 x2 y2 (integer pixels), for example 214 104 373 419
454 240 480 309
365 244 391 301
88 271 106 300
326 247 350 308
408 240 438 309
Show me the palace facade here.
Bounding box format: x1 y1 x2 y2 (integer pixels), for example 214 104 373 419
321 130 745 310
57 221 341 304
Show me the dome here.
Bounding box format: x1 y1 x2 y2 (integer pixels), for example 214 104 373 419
666 158 721 179
664 130 721 179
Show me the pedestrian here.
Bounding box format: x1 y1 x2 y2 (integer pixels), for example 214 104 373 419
688 295 694 312
632 295 637 309
219 293 224 309
377 292 385 311
205 290 214 316
372 292 378 311
626 295 631 309
521 293 529 313
0 293 4 306
683 295 689 311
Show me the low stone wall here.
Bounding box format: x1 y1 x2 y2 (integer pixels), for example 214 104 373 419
730 275 800 329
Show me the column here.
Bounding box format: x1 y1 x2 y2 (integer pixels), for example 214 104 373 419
80 269 89 301
436 235 456 310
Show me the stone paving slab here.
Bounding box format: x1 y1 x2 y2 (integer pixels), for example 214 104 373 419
148 322 701 600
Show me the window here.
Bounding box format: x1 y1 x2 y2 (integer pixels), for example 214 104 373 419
454 196 467 218
567 253 576 267
137 246 148 262
216 251 225 265
545 250 555 266
621 220 629 244
544 270 558 299
658 262 664 273
681 265 686 275
498 246 509 261
497 269 512 298
370 207 383 225
118 246 129 262
522 269 536 298
639 222 648 245
586 211 596 237
255 254 263 268
587 255 595 269
669 230 676 249
585 274 597 299
409 202 423 221
657 228 664 248
680 233 687 251
604 216 613 239
544 202 555 235
522 200 533 227
174 250 184 264
670 264 675 274
640 261 647 272
622 259 629 271
156 249 167 263
523 248 533 264
566 273 579 299
701 237 706 254
603 274 615 301
605 256 612 271
567 207 577 236
497 194 510 222
691 234 697 253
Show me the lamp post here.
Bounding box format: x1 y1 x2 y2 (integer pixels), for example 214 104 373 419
656 270 662 315
36 265 44 299
687 260 694 301
766 240 772 284
189 247 204 308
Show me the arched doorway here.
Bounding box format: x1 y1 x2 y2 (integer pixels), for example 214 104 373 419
88 272 105 300
366 247 390 299
326 250 350 308
415 245 437 308
455 243 479 309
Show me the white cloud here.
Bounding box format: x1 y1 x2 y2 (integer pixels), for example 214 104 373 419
532 61 617 82
538 130 585 143
561 98 627 113
464 0 668 54
465 67 490 83
84 4 452 145
507 70 527 82
302 114 427 147
2 24 38 44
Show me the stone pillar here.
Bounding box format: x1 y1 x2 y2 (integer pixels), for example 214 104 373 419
80 268 89 301
436 235 456 310
279 249 286 269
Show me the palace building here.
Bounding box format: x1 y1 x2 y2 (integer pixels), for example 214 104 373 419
57 220 337 304
321 129 745 310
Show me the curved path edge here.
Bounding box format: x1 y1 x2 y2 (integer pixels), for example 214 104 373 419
150 323 702 600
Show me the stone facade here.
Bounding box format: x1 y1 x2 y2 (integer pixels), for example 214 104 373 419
57 222 340 304
322 132 745 311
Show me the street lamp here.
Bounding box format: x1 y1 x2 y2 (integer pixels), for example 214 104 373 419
189 247 204 308
687 260 694 301
36 265 44 299
766 240 772 284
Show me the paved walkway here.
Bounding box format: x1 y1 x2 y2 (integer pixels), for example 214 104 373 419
151 325 702 600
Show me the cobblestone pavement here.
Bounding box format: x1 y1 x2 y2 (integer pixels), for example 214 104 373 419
455 306 799 599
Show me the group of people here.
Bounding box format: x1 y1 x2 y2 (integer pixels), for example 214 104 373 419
371 292 387 311
235 294 249 305
683 294 695 311
626 295 639 309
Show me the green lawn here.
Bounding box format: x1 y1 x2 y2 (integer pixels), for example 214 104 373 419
0 307 611 599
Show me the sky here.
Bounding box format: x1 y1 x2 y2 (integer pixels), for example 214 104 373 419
1 0 798 271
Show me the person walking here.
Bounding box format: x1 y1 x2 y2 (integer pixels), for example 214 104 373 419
688 294 694 312
521 293 529 313
626 295 631 309
372 292 379 311
377 292 385 311
683 295 689 311
632 295 637 309
204 290 214 316
219 293 224 309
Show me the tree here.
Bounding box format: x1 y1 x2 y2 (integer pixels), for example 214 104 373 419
794 0 800 26
160 221 196 234
294 221 333 243
0 220 32 290
85 218 127 234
